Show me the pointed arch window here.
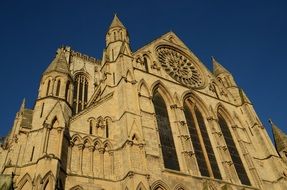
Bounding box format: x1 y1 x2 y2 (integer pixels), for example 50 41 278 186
183 102 221 179
217 114 251 185
143 56 149 72
73 74 88 114
89 120 93 135
46 80 51 96
65 81 70 100
152 90 179 170
106 120 109 138
56 80 61 96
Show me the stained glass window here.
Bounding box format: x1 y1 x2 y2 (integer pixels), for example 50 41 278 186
183 102 222 179
218 115 251 185
153 91 180 170
73 74 88 114
183 104 209 177
195 107 222 179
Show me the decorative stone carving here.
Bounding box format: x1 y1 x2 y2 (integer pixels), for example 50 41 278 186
156 46 203 88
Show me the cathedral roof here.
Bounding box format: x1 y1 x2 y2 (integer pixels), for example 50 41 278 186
109 14 125 29
270 119 287 152
212 56 231 76
44 50 70 75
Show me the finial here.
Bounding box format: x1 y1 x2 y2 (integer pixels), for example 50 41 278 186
268 118 273 125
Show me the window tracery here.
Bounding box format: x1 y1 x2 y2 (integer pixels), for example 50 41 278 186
183 102 221 179
156 46 203 88
152 90 179 170
217 114 251 185
73 74 88 114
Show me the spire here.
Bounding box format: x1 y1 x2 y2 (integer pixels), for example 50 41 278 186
269 119 287 152
44 49 70 75
212 56 231 76
109 14 125 29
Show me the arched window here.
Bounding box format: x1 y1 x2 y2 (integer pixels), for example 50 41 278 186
56 80 61 96
106 120 109 138
73 74 88 114
120 31 123 40
183 102 221 179
65 81 70 100
46 80 51 96
217 114 250 185
143 57 149 72
152 90 179 170
51 117 58 128
89 120 93 135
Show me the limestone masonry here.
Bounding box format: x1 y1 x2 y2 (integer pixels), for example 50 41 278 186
1 15 287 190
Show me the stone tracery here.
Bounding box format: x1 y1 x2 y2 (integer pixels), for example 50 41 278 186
156 46 203 88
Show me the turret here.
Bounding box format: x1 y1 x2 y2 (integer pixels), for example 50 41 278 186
212 57 242 102
32 47 73 129
37 48 73 104
212 57 237 87
270 119 287 164
38 48 73 104
105 14 131 62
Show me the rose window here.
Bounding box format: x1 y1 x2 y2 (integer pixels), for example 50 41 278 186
156 46 203 88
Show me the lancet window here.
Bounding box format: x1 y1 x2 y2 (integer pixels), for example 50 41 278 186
65 81 70 101
217 114 251 185
56 80 61 96
152 90 179 170
183 101 221 179
143 56 149 72
46 80 51 96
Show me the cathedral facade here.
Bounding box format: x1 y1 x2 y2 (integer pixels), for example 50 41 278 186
0 15 287 190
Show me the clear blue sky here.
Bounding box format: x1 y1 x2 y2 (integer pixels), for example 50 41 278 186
0 0 286 140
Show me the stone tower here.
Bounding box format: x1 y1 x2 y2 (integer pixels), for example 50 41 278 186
0 15 287 190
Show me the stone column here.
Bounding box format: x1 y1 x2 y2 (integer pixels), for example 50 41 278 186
88 146 95 176
42 123 51 154
78 144 84 175
67 142 73 172
98 148 105 178
57 127 64 157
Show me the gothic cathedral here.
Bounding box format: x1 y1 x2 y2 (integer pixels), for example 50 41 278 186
1 15 287 190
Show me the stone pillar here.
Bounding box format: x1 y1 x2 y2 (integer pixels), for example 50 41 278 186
88 146 95 176
78 144 84 175
57 127 64 157
99 148 105 178
67 142 73 172
42 123 51 154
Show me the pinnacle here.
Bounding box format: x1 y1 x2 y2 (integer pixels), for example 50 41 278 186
212 56 231 76
44 49 70 75
20 98 26 111
109 14 125 29
269 119 287 152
